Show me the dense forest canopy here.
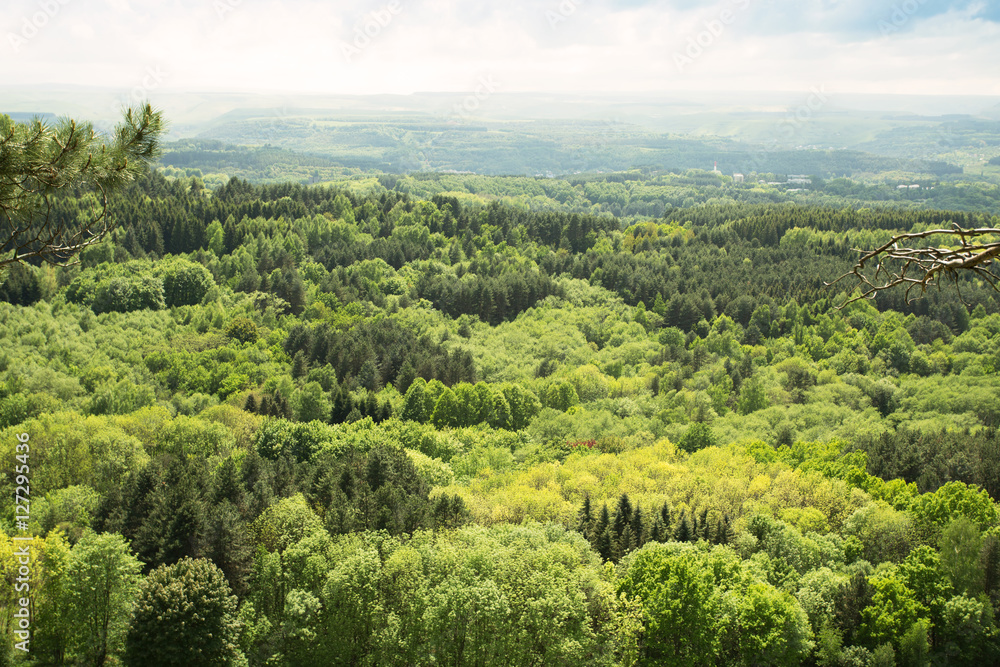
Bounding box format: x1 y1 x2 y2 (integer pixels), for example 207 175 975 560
2 159 1000 665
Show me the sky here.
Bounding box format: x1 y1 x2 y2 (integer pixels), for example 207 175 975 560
2 0 999 99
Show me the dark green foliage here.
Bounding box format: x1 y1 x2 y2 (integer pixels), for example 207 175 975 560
0 263 41 305
284 318 475 391
675 510 692 543
124 558 243 666
306 445 448 535
612 494 632 543
132 458 208 568
577 495 593 540
93 275 165 314
224 316 258 344
160 258 214 307
834 570 876 646
852 427 1000 499
203 501 253 597
679 422 718 454
1 105 163 269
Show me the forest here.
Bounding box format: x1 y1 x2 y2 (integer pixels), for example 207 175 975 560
2 163 1000 665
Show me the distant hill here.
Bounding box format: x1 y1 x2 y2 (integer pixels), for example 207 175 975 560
184 117 962 179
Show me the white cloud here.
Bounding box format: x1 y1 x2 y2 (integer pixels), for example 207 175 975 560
1 0 997 96
70 22 95 40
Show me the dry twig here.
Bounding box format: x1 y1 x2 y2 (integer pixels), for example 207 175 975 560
827 224 1000 307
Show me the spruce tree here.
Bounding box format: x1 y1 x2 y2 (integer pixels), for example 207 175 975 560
617 525 634 563
612 493 633 544
651 516 666 544
630 506 646 550
675 509 692 543
577 495 594 542
291 351 309 378
597 527 614 563
660 502 673 534
592 503 611 552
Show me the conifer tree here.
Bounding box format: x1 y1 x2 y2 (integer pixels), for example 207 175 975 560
597 527 614 563
1 105 164 269
577 495 594 542
650 516 666 544
617 525 634 563
630 506 646 550
660 502 673 534
675 509 692 543
612 493 633 544
592 503 611 553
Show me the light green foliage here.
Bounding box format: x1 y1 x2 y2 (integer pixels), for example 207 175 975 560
545 381 580 412
500 382 541 430
66 532 143 664
66 261 167 314
37 484 99 538
401 378 429 423
31 532 73 663
796 567 848 634
252 494 325 553
939 517 985 596
321 523 619 665
858 574 926 651
430 387 461 428
406 449 455 487
716 581 813 667
33 531 144 664
293 381 331 423
899 546 954 625
909 481 998 538
0 412 148 500
6 158 1000 665
899 619 931 667
844 502 914 564
618 542 813 666
737 376 770 415
617 545 719 665
936 594 999 663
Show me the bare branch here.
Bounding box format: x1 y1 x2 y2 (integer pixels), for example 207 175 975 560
828 225 1000 308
